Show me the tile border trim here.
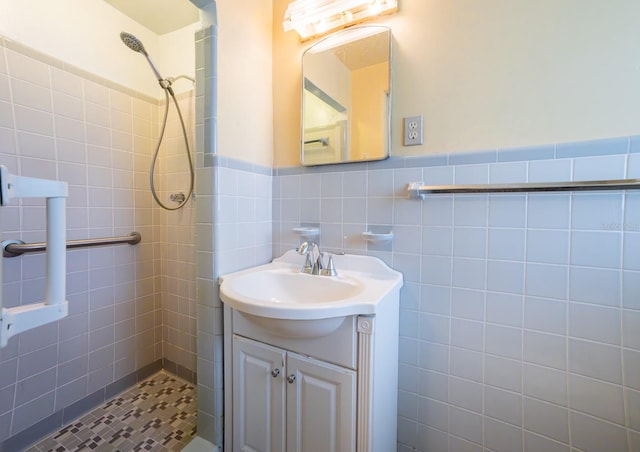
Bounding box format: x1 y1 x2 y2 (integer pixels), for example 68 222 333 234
272 135 636 175
210 154 272 175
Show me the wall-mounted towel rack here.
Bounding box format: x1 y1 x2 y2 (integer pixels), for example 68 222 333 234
2 232 142 258
407 178 640 198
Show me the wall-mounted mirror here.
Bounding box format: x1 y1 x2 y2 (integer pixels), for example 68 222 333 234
301 26 392 166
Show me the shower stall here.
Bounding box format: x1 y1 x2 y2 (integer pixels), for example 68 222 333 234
1 0 274 448
0 1 223 449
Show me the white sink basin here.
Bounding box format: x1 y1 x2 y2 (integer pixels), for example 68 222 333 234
219 250 403 323
227 269 364 304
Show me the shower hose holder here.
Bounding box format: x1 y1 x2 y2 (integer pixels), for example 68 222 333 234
0 165 68 348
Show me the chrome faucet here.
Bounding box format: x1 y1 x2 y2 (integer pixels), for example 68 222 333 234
297 241 315 274
296 242 337 276
321 253 338 276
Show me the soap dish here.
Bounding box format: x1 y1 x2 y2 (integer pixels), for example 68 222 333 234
361 231 394 243
293 227 320 240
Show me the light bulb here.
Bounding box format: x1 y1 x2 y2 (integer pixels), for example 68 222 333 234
314 18 329 34
284 0 398 39
369 0 381 15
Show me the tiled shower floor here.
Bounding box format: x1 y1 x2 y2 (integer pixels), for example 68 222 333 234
27 372 197 452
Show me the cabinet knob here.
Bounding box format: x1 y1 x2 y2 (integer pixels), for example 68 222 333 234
271 368 280 378
287 374 296 384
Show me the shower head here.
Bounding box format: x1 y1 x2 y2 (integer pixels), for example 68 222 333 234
120 31 148 55
120 31 165 84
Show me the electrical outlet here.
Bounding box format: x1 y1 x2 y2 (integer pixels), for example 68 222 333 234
403 115 424 146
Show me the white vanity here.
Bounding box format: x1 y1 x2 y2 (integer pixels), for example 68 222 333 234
219 250 403 452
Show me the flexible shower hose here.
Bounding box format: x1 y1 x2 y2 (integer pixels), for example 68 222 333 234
149 87 194 210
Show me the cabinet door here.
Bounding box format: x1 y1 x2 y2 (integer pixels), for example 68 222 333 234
233 335 286 452
286 353 356 452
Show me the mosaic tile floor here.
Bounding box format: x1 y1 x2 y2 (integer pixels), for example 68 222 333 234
27 371 197 452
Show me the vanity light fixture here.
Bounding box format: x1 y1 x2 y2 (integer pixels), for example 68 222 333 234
283 0 397 40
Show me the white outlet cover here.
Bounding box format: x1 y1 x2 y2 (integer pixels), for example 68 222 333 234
403 115 423 146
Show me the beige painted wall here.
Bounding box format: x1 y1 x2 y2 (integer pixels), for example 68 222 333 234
216 0 273 167
273 0 305 167
0 0 197 99
0 0 274 166
273 0 640 167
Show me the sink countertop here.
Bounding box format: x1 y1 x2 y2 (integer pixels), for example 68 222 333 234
219 250 403 320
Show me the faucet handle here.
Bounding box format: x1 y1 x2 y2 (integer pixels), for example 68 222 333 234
297 241 310 255
312 251 325 275
301 251 314 274
297 242 315 273
320 254 338 277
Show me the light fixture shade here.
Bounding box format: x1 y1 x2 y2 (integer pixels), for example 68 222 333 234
283 0 397 40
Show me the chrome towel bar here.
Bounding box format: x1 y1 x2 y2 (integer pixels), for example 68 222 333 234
407 178 640 198
2 232 141 258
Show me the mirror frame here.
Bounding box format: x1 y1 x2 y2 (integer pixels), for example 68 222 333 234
300 25 392 166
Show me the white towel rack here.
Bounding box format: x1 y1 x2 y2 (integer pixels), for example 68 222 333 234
407 178 640 198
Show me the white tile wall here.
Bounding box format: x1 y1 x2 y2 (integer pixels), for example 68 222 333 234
0 37 196 443
273 147 640 451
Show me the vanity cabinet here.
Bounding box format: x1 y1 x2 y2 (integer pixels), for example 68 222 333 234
220 250 403 452
232 335 356 451
224 306 400 452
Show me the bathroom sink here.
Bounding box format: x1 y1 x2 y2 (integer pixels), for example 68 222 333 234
219 250 403 322
223 269 364 304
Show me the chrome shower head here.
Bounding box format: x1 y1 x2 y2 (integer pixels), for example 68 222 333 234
120 32 147 55
119 31 165 83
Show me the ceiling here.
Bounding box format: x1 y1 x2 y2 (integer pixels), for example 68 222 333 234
104 0 200 35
